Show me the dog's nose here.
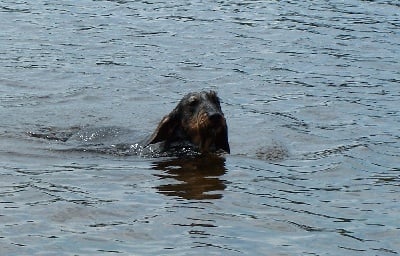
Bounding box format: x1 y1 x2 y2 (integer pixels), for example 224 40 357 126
208 112 223 123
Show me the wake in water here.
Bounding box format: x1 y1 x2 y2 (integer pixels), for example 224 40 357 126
28 125 202 158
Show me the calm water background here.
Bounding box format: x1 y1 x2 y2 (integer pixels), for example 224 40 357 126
1 0 399 255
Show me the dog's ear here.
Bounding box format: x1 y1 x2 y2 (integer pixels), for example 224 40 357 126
215 124 230 153
146 111 179 145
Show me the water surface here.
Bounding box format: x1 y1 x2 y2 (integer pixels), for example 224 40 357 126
1 1 399 255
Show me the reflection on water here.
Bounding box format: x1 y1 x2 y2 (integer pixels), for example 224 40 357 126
152 155 227 200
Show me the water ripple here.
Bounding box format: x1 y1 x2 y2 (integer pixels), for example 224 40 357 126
1 0 400 255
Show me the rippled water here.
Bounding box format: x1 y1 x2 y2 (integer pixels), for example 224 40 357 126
1 1 399 255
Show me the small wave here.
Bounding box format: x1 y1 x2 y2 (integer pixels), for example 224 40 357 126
303 143 367 160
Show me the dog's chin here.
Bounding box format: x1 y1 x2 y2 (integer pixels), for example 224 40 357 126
198 137 214 153
193 115 227 153
197 126 220 153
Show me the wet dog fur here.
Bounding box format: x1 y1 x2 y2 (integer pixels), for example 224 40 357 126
146 91 230 154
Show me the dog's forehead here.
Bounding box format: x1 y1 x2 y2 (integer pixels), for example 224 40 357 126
184 91 217 101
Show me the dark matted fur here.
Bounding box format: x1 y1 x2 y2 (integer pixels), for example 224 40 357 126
146 91 230 154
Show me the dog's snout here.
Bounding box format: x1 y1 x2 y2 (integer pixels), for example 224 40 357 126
208 112 223 123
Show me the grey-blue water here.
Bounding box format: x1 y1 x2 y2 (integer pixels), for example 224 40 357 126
1 1 399 255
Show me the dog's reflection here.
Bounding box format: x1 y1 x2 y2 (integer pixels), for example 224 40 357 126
152 155 227 200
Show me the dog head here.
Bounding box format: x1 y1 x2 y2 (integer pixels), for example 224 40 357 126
147 91 230 154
